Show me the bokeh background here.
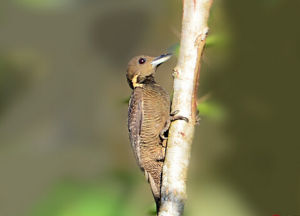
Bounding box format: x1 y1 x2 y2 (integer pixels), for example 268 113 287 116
0 0 299 216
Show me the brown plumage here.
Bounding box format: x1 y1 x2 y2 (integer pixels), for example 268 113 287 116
127 54 172 210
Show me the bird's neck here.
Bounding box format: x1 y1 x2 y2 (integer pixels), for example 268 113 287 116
141 75 156 85
130 75 156 89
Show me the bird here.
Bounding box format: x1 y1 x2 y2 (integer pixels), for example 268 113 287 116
126 53 187 211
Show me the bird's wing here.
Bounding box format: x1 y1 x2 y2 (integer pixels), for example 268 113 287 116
128 88 143 167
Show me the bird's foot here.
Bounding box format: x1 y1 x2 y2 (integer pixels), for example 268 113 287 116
160 119 170 141
159 111 189 142
196 114 201 125
170 110 189 123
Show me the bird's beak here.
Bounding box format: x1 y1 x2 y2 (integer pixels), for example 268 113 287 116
151 53 172 68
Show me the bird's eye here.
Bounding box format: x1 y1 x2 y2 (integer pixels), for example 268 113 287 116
138 58 146 64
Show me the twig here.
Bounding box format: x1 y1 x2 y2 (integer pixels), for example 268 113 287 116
158 0 213 215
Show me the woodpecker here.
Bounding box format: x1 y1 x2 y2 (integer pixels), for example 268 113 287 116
126 54 187 211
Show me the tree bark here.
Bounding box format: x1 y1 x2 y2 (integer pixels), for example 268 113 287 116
158 0 213 215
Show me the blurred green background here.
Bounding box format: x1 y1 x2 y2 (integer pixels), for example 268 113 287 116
0 0 299 216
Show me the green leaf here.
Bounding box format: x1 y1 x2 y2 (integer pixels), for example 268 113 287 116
167 43 180 57
205 34 228 48
197 101 226 120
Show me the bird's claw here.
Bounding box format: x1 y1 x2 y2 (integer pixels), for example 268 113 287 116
170 110 189 123
160 133 168 140
196 114 201 125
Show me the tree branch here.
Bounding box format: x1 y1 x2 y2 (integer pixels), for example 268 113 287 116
158 0 213 215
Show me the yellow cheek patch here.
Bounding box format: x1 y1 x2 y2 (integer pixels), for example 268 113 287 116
132 75 143 88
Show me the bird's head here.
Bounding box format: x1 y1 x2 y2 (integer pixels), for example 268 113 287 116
126 54 172 89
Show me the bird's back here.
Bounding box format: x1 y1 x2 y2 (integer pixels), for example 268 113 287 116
128 83 170 202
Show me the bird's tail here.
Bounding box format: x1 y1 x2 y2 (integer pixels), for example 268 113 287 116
155 196 161 214
145 163 163 213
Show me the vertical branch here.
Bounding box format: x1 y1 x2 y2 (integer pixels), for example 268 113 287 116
158 0 213 215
